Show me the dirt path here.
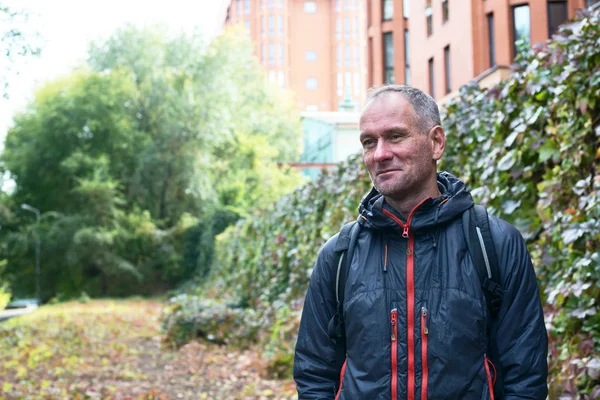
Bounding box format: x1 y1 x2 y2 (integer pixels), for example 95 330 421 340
0 300 296 400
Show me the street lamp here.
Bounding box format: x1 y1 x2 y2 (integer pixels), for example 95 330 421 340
21 203 41 302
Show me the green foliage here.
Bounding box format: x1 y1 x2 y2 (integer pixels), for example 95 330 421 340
441 9 600 396
0 26 302 300
165 9 600 394
162 294 262 348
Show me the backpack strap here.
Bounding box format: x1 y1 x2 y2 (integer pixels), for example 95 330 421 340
462 205 503 317
462 205 504 398
326 220 361 374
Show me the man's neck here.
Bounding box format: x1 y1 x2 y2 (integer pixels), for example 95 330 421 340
385 185 441 220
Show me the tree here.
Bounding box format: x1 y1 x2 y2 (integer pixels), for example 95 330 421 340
0 25 303 299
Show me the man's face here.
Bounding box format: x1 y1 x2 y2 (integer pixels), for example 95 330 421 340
359 94 442 200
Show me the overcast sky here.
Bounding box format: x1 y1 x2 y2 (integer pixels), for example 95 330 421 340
0 0 229 146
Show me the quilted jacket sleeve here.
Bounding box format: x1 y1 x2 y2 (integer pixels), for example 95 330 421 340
492 218 548 400
294 235 343 400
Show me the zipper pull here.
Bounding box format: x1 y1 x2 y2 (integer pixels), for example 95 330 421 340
421 307 429 335
390 309 397 341
402 226 409 238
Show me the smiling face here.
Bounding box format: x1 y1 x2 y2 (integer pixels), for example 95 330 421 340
359 93 445 204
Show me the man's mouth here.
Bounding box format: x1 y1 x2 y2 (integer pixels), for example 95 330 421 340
376 169 400 176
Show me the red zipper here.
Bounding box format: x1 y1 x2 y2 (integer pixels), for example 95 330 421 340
381 197 430 400
391 308 398 400
335 358 348 400
421 307 429 400
484 356 496 400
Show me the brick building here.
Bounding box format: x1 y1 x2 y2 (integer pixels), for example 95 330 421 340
367 0 599 102
225 0 368 112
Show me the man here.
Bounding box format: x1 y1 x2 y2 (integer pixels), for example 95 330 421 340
293 85 548 399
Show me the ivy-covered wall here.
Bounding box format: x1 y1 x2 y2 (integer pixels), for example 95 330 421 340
165 9 600 397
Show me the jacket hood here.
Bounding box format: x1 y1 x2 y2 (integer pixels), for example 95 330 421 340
358 171 474 234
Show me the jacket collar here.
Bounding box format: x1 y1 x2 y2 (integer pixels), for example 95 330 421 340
358 171 474 234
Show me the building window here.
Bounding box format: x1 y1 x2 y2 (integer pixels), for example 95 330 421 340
426 6 433 36
244 0 250 14
404 29 410 85
368 37 374 87
487 13 496 67
337 45 342 67
354 17 359 39
344 17 351 39
383 0 394 20
383 32 394 84
278 15 284 37
278 44 284 66
304 1 317 13
345 0 350 11
353 72 360 95
278 71 285 88
337 73 343 96
547 1 568 36
442 0 449 22
444 45 451 94
306 50 317 62
268 43 275 65
278 0 284 9
354 44 359 67
268 15 275 37
269 0 274 9
261 44 266 64
336 18 342 40
269 70 276 83
345 72 352 95
306 78 318 90
512 4 531 57
355 0 359 12
262 0 266 10
586 0 600 7
345 44 352 67
428 57 434 97
236 0 242 16
336 0 341 12
403 0 410 18
260 16 265 37
244 20 251 35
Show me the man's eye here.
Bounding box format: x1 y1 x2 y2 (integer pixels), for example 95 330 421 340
362 139 375 147
391 134 402 140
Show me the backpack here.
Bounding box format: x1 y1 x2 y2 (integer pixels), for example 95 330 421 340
326 205 505 398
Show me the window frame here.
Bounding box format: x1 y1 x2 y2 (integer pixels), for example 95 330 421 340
487 12 496 68
383 32 395 84
428 57 434 98
547 0 568 37
511 4 531 58
444 45 451 94
383 0 394 21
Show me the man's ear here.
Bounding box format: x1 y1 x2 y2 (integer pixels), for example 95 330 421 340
430 126 445 161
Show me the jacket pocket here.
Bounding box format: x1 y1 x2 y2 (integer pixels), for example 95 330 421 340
483 355 496 400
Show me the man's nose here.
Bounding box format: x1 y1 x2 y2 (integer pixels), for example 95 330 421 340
373 140 393 162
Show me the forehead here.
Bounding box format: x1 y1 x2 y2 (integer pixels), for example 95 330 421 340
359 94 419 133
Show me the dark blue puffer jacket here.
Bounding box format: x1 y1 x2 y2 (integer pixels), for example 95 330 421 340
294 172 548 400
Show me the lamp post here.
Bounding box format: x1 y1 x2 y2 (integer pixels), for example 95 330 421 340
21 204 41 302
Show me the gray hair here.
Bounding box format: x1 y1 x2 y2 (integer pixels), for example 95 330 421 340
364 85 441 133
